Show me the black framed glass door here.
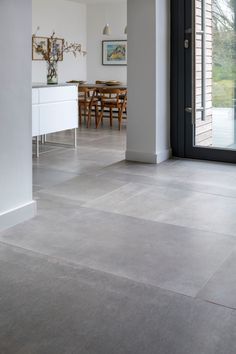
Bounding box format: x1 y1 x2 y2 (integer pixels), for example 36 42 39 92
171 0 236 163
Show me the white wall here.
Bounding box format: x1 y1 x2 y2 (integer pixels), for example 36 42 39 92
32 0 87 83
87 1 127 83
126 0 171 164
156 0 171 161
0 0 36 231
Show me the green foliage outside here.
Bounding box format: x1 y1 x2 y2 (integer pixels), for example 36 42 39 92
213 80 234 107
212 31 236 107
212 0 236 107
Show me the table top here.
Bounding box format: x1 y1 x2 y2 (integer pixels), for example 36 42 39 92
80 83 127 90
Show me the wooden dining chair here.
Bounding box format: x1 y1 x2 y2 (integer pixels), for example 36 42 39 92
96 88 127 130
79 87 99 128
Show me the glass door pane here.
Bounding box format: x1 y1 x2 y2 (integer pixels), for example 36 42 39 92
194 0 236 150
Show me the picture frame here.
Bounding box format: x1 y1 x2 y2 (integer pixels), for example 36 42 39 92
102 40 127 66
32 36 49 61
48 37 64 61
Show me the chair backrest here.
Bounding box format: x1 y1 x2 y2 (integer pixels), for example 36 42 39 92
79 87 96 101
98 88 127 104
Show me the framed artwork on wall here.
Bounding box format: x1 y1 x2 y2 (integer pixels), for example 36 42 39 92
48 37 64 61
102 40 127 66
32 36 49 61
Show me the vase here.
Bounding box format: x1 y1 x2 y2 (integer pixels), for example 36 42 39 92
47 61 58 84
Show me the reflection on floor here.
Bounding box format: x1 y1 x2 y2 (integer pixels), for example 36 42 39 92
1 124 236 353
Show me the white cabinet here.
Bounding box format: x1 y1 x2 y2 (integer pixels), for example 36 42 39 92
32 85 78 138
32 105 40 137
40 101 78 135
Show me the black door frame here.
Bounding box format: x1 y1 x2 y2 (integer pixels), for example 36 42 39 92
171 0 236 163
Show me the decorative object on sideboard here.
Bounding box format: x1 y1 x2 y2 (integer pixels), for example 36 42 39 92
102 40 127 66
32 31 87 85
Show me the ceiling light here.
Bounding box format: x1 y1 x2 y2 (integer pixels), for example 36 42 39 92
103 24 111 36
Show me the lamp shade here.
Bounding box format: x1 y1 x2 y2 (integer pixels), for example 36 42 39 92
103 24 111 36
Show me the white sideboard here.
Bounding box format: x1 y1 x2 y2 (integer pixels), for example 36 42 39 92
32 84 78 157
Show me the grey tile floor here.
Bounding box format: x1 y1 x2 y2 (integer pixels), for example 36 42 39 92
1 124 236 353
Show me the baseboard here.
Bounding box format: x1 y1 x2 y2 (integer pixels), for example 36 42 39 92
156 148 172 163
126 149 172 164
0 201 37 233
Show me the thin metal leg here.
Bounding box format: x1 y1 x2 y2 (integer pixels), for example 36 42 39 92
36 136 40 158
41 135 45 144
74 128 77 148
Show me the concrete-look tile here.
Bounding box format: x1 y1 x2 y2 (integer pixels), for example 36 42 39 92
1 243 236 354
101 158 236 197
86 182 196 221
101 159 179 178
38 146 125 166
39 174 128 203
197 252 236 309
34 155 107 175
99 166 236 199
35 192 84 220
81 135 126 151
33 166 78 189
85 182 152 212
155 190 236 236
102 158 236 184
1 208 236 297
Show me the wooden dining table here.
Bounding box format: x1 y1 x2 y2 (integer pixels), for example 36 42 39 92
79 83 127 90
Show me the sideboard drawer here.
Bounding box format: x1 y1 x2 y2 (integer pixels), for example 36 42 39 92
39 86 78 104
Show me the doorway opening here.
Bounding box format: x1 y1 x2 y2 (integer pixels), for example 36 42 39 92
32 0 127 192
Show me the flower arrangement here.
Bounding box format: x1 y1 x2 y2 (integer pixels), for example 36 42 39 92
32 30 86 84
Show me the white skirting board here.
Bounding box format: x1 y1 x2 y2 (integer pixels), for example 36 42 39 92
125 149 172 164
0 201 37 233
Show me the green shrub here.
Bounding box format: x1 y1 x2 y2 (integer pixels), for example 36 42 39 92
213 80 235 107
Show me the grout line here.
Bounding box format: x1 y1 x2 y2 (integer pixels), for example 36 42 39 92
195 249 236 299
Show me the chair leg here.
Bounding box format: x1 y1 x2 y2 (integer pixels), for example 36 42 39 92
84 106 87 124
95 105 99 127
97 107 104 128
118 109 123 131
87 108 91 128
110 108 113 127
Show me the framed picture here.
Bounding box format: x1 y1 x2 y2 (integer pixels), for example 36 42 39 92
102 40 127 66
48 37 64 61
32 36 49 61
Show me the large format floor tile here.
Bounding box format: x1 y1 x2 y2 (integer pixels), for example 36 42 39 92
33 166 78 190
100 161 236 199
38 174 127 203
1 243 236 354
86 180 236 236
1 207 235 297
197 252 236 309
2 127 236 353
